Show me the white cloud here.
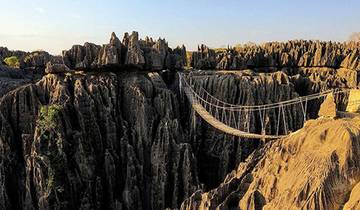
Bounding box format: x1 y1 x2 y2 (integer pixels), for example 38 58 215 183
35 7 45 14
70 14 82 19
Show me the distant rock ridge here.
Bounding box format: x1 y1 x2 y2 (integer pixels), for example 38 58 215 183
62 31 187 71
189 41 360 71
0 47 59 72
2 34 360 74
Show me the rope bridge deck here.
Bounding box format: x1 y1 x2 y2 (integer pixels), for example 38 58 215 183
184 87 284 139
179 72 359 139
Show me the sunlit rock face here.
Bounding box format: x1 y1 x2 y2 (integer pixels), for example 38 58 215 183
0 66 355 209
0 33 359 210
181 117 360 210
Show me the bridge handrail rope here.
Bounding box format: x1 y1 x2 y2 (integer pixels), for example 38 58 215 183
184 72 344 108
179 72 356 139
189 76 335 108
179 72 349 112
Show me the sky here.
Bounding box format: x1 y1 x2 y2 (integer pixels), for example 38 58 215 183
0 0 359 55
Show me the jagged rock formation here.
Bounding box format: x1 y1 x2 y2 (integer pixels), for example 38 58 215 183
0 64 42 97
45 62 72 74
0 72 200 210
185 71 300 187
189 41 360 74
62 42 101 69
0 47 58 73
189 45 217 69
20 51 54 70
0 67 352 210
0 36 360 210
183 68 357 189
123 31 145 67
0 68 357 210
181 117 360 210
62 32 187 71
0 47 28 62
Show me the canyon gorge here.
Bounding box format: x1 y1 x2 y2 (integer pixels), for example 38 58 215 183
0 32 359 210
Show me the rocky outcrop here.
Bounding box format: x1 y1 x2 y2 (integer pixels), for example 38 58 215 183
20 51 54 70
185 71 306 188
0 67 356 210
190 41 360 73
93 32 124 67
0 35 360 210
189 45 217 69
318 93 337 118
166 45 187 70
0 72 200 210
0 64 42 97
62 42 101 70
182 68 358 190
181 117 360 210
1 47 58 73
62 32 187 71
123 31 145 67
0 47 28 62
45 62 72 74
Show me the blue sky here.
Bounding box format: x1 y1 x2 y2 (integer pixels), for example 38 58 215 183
0 0 359 55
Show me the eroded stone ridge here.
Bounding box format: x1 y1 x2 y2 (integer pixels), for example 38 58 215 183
62 31 187 71
189 41 360 71
181 117 360 210
0 73 200 210
0 47 58 71
0 33 359 210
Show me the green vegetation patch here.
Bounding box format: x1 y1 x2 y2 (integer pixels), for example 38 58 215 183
3 56 20 68
37 104 63 132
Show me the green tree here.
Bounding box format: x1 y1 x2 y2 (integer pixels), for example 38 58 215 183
37 104 63 132
3 56 20 68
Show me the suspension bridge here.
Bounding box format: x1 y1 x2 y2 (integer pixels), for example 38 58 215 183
179 72 359 139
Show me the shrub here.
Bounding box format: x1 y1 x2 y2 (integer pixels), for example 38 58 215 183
3 56 20 68
37 104 63 132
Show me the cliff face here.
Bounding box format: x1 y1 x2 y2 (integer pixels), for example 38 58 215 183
182 68 356 189
0 35 359 210
0 73 200 210
0 67 356 210
181 117 360 210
